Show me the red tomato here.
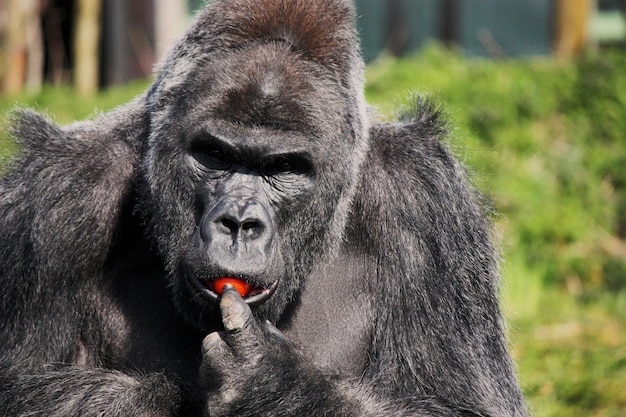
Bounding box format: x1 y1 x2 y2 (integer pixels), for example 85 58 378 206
212 277 252 297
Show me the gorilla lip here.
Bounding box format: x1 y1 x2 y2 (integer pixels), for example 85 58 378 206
206 278 278 306
187 271 278 306
211 277 252 297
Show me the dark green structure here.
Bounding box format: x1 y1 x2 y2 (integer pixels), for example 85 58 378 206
354 0 552 61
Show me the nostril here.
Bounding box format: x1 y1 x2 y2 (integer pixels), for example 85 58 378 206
242 220 259 231
242 219 264 238
218 217 239 234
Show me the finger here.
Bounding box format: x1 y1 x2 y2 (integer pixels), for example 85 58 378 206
200 332 230 390
202 331 226 357
220 284 255 333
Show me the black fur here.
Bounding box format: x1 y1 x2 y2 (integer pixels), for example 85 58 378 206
0 0 527 416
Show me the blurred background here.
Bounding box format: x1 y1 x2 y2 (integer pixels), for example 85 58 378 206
0 0 624 93
0 1 625 416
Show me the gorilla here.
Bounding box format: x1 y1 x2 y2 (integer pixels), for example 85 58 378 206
0 0 527 416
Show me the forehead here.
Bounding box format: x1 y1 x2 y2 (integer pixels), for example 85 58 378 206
182 42 346 133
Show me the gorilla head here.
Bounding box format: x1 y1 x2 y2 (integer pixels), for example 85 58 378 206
139 0 369 330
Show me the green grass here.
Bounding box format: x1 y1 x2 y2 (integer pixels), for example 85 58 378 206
1 45 625 416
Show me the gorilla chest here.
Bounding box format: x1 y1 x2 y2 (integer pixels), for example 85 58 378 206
100 270 205 381
282 256 372 377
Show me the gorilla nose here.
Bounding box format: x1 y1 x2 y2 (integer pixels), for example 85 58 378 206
202 197 273 245
216 214 265 240
197 197 275 276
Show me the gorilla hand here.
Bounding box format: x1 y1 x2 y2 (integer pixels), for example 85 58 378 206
201 285 321 417
199 291 415 417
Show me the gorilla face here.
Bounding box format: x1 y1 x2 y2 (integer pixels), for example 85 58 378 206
142 42 366 331
180 120 316 327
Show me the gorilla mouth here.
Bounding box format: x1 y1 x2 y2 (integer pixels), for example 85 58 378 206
188 272 278 307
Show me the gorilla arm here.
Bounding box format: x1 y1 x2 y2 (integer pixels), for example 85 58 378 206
0 367 180 417
0 101 182 416
355 100 527 416
0 100 145 286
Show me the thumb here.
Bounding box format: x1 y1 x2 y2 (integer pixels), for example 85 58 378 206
220 284 255 333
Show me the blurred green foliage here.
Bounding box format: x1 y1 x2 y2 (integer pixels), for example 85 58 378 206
1 45 625 416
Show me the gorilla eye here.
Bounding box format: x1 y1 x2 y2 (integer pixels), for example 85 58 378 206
277 160 292 172
205 149 226 161
263 155 312 175
189 140 231 169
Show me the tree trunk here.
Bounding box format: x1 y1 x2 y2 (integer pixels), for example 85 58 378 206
555 0 592 58
74 0 102 94
154 0 187 62
1 0 44 94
